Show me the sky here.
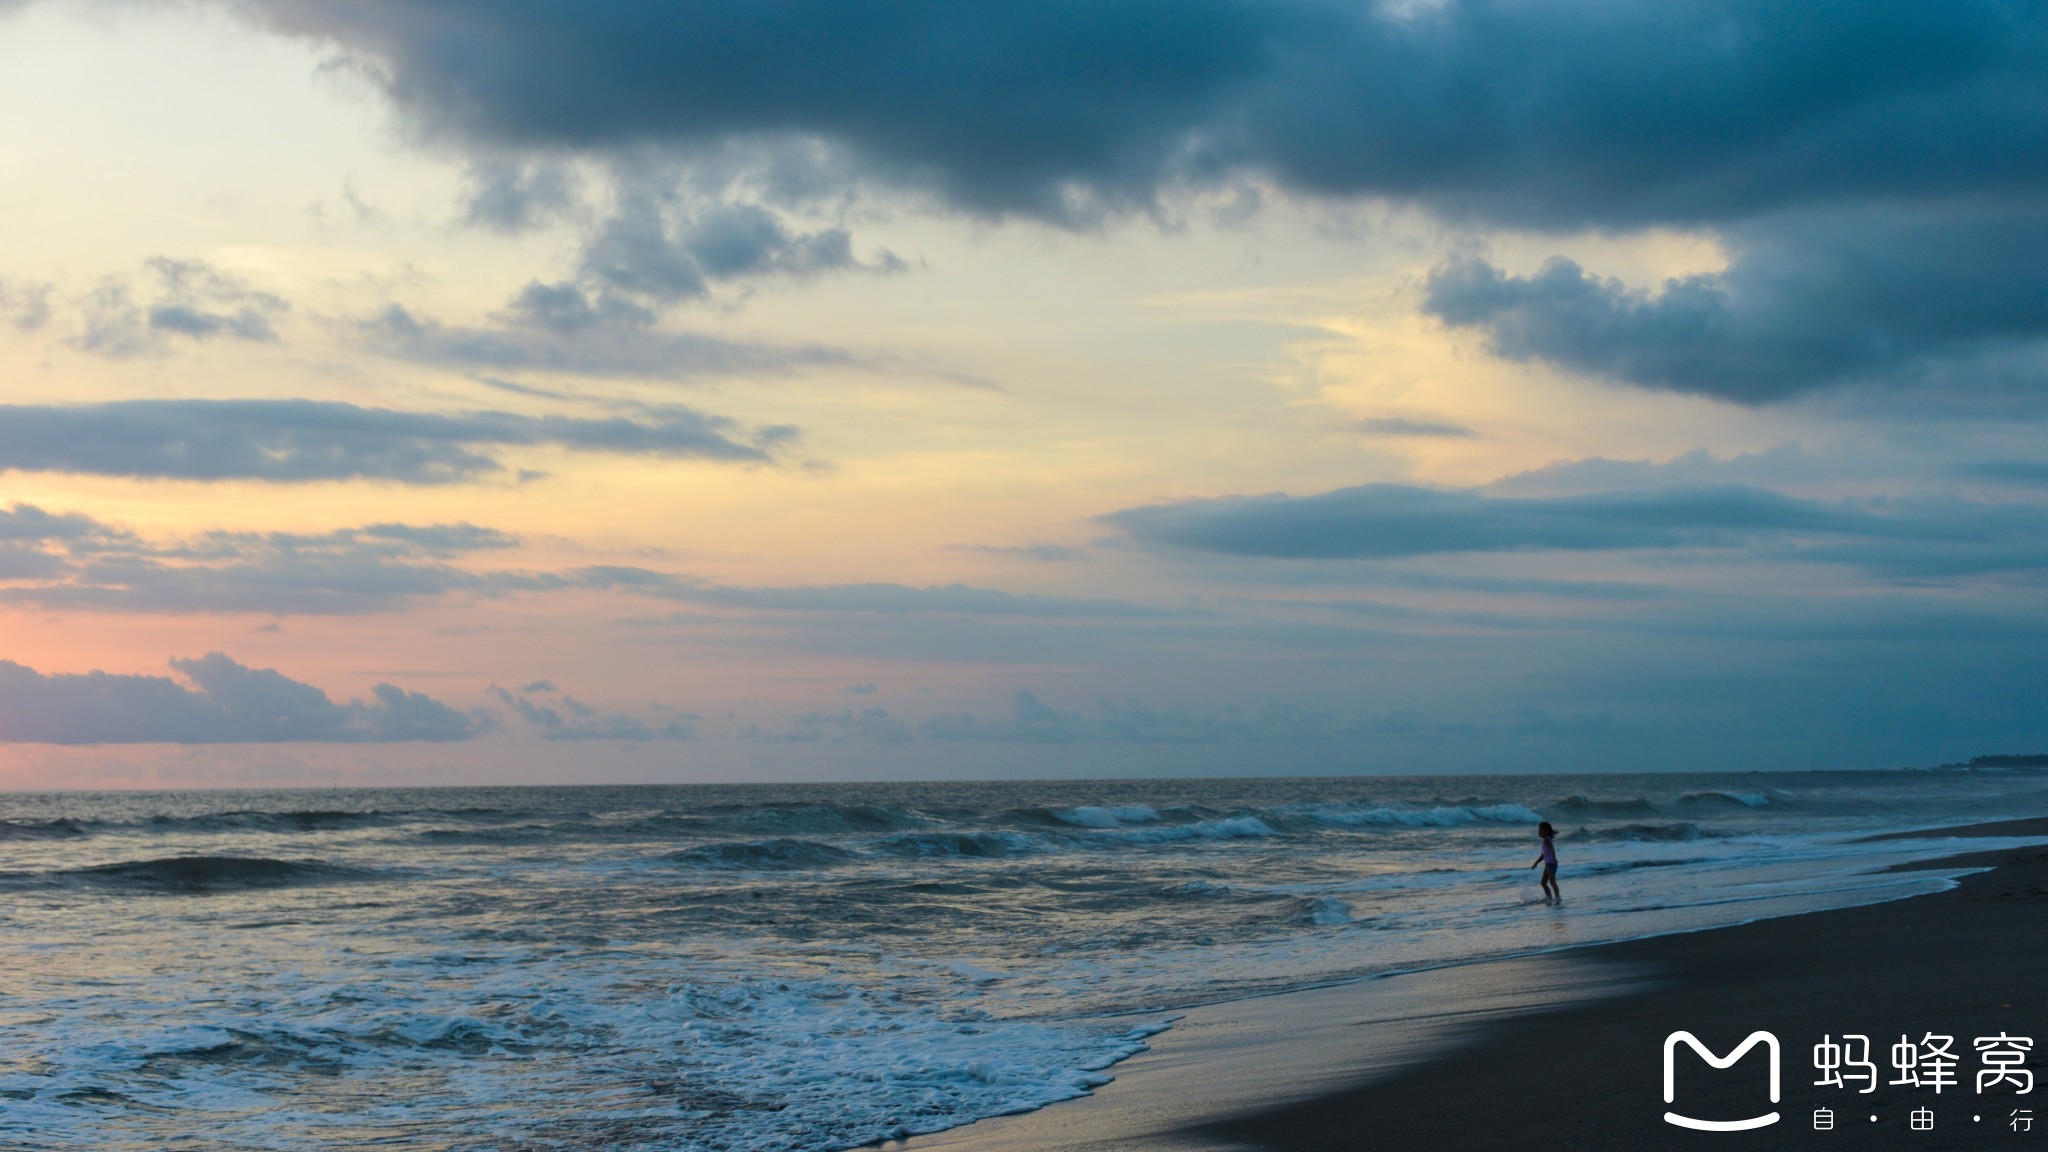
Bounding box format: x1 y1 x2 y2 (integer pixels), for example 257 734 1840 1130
1 0 2045 787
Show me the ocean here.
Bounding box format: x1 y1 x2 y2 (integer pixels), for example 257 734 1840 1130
3 767 2044 1151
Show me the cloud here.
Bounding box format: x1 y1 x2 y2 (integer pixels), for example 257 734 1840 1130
346 522 522 554
578 195 901 304
0 505 122 581
1952 460 2048 487
69 257 289 358
0 506 529 615
585 571 1168 617
0 504 107 542
1356 415 1476 439
1104 482 1840 559
234 1 2048 227
459 145 906 300
495 281 655 335
358 300 856 379
1424 205 2048 403
764 706 912 744
1101 479 2048 575
0 504 1171 619
402 172 906 375
487 684 694 741
243 0 1266 223
952 542 1093 562
0 399 788 482
459 157 584 233
0 652 483 744
223 2 2048 411
0 276 50 332
1273 573 1673 602
1484 446 1858 497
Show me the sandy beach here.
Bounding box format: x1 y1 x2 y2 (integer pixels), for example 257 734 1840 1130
906 817 2048 1152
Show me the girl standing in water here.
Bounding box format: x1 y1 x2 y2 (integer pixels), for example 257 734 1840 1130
1530 821 1561 904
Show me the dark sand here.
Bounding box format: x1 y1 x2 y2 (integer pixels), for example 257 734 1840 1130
905 953 1647 1152
909 818 2048 1152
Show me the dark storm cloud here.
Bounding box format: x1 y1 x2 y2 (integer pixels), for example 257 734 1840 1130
0 399 786 482
1424 205 2048 403
0 652 483 744
235 0 2047 227
245 0 1275 222
1102 481 2048 574
232 0 2048 404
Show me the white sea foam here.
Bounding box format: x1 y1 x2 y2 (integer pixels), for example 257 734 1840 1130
1680 790 1773 807
0 949 1173 1152
1052 805 1161 828
1303 895 1353 925
653 980 1174 1148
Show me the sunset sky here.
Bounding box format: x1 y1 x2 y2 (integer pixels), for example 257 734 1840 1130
3 0 2046 786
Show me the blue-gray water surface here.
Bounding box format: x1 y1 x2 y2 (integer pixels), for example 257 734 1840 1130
3 769 2045 1150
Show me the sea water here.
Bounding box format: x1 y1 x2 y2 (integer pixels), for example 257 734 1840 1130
2 768 2044 1150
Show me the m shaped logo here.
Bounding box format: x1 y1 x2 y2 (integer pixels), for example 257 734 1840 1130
1663 1031 1782 1131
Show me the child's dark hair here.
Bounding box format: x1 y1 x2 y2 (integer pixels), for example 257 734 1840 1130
1537 821 1555 838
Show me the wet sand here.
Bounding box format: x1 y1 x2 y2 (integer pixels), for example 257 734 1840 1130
905 817 2048 1152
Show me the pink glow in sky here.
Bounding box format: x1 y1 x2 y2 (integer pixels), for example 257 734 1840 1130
2 0 2046 786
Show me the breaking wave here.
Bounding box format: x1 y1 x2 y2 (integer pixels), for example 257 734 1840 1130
872 831 1045 858
720 804 931 834
1090 816 1276 843
1551 795 1661 816
1293 894 1354 925
1677 790 1777 809
46 855 377 892
1049 805 1161 828
0 818 90 840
